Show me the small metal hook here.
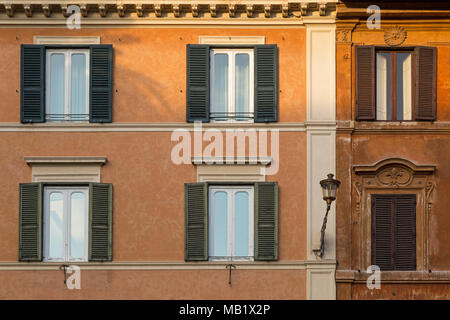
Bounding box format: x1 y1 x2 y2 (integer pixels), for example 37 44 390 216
59 264 69 284
226 264 236 286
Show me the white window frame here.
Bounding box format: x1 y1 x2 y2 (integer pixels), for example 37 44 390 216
210 49 254 123
45 49 90 122
208 186 254 261
43 186 89 262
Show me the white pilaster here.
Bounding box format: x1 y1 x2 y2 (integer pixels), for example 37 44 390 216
305 23 337 300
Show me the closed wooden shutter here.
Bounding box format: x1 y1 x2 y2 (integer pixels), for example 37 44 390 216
185 183 208 261
19 183 43 261
414 46 437 121
355 46 376 120
89 183 113 261
372 194 416 271
186 45 210 122
394 195 416 270
89 45 113 123
254 182 278 261
254 45 278 123
21 45 45 123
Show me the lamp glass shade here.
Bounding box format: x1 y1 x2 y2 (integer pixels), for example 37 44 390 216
320 173 341 203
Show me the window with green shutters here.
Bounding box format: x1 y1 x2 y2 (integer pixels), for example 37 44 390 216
186 44 278 123
21 44 113 123
184 182 278 261
18 183 113 262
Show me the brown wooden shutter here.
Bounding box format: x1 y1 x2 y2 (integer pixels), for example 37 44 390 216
394 194 416 270
372 194 416 271
355 46 376 120
414 47 437 121
371 195 395 271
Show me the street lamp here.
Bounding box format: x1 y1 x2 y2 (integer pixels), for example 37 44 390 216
313 173 341 259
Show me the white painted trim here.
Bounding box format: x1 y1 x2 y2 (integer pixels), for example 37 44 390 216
199 36 265 45
307 265 336 300
0 122 307 132
34 36 101 45
0 260 336 271
197 164 266 183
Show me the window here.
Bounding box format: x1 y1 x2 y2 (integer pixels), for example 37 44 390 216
210 49 254 122
371 194 416 271
43 187 89 262
376 51 412 121
21 44 113 123
355 46 436 121
186 44 278 123
184 182 278 261
46 50 89 121
209 186 254 260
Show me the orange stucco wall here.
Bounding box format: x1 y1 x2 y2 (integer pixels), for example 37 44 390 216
0 27 306 123
0 27 308 299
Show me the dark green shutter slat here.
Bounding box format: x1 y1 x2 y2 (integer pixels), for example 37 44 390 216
21 45 45 123
89 45 113 123
254 182 278 261
355 46 376 120
19 183 43 261
89 183 113 261
394 194 416 270
254 45 278 123
414 46 437 121
186 44 210 122
185 183 208 261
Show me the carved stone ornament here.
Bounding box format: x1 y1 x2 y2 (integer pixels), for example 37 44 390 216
384 26 407 46
336 30 350 43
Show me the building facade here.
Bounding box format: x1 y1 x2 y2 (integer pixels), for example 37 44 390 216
336 1 450 299
0 1 338 299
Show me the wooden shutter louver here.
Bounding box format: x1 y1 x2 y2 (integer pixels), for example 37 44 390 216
186 45 210 122
372 194 416 271
19 183 43 261
185 183 208 261
355 46 376 120
254 45 278 122
21 45 45 123
89 45 113 123
394 195 416 270
254 182 278 261
414 46 437 121
372 195 394 270
89 183 113 261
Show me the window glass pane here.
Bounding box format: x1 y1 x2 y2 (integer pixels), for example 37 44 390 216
49 192 64 259
212 53 228 121
397 53 412 120
376 53 392 120
49 54 66 121
235 54 250 121
70 192 86 259
234 191 249 257
211 191 228 257
71 53 87 121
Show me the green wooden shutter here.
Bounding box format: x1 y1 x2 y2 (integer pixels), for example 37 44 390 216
19 183 43 261
254 182 278 261
254 45 278 123
185 183 208 261
186 44 210 122
21 45 45 123
414 46 437 121
355 46 376 120
89 183 113 261
89 45 113 123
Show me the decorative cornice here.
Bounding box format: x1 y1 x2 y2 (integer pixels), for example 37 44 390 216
353 158 436 175
0 1 337 24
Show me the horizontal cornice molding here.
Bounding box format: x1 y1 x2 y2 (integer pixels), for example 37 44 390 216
336 270 450 284
0 122 307 132
25 156 108 165
0 1 337 25
0 260 336 271
337 121 450 135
